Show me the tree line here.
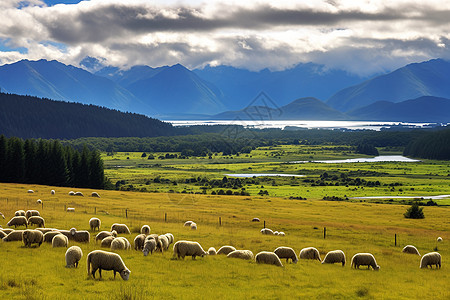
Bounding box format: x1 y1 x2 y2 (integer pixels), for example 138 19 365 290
403 128 450 160
0 135 105 189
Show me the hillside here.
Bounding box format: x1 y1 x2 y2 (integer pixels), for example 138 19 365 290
0 92 175 139
327 59 450 112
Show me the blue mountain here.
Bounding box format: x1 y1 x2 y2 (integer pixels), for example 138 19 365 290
327 59 450 112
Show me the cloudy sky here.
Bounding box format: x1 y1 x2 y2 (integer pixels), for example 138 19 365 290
1 0 449 75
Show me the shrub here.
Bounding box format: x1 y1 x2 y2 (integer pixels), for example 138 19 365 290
404 203 424 219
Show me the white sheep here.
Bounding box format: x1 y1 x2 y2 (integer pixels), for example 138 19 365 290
74 192 84 197
52 234 68 248
110 223 131 234
36 199 42 204
91 192 101 198
227 250 254 260
2 230 25 242
274 231 279 236
27 216 45 227
165 233 174 245
134 234 146 250
173 240 207 259
184 221 194 227
44 231 64 243
58 230 71 239
255 251 284 267
260 228 274 235
140 225 151 235
101 236 116 248
36 228 58 234
25 210 40 219
420 252 441 269
274 247 298 263
437 237 443 242
70 228 90 243
217 245 237 255
66 246 83 268
51 190 55 195
208 247 217 255
322 250 346 266
87 250 131 280
299 247 322 262
22 229 44 247
190 223 197 230
7 216 28 228
351 253 380 270
252 218 260 222
28 189 34 193
143 238 157 256
95 230 117 243
111 237 131 250
89 217 101 231
15 210 26 216
402 245 421 256
279 232 286 236
68 191 75 196
157 235 170 252
67 207 75 212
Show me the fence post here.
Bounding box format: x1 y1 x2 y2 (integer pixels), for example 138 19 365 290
324 227 326 239
395 234 397 246
219 217 222 226
263 220 266 228
126 209 128 218
165 213 167 222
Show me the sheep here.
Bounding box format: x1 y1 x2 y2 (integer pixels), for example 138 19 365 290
0 212 4 219
22 229 43 247
252 218 260 222
140 225 151 235
28 189 34 193
110 223 131 234
89 217 101 231
279 232 286 236
147 234 159 244
51 190 55 195
217 245 236 255
25 210 40 219
7 216 27 228
101 236 116 248
420 252 441 269
437 237 443 242
184 221 194 227
52 234 68 248
274 231 279 235
255 251 284 267
36 228 58 234
1 228 14 234
260 228 274 235
165 233 174 245
227 250 254 260
0 230 7 239
134 234 146 250
68 191 75 196
2 230 25 242
190 223 197 230
65 246 83 268
44 231 64 243
67 207 75 212
91 192 100 198
74 192 84 196
157 235 170 252
402 245 421 256
351 253 380 270
208 247 217 255
36 199 42 204
70 229 90 243
274 247 298 264
143 238 157 256
322 250 346 266
299 247 322 262
172 240 207 260
111 237 131 250
87 250 131 280
27 216 45 228
58 230 72 239
15 210 26 216
95 230 117 243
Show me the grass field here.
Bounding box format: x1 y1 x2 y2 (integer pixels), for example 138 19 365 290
0 182 448 299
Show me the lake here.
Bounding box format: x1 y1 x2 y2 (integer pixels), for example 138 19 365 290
224 173 305 178
290 155 420 164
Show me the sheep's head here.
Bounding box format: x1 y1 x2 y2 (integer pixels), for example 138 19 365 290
111 230 117 238
142 248 149 256
70 228 76 235
120 269 131 281
374 265 380 271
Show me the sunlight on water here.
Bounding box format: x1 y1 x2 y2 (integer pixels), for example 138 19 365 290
224 173 305 177
290 155 420 164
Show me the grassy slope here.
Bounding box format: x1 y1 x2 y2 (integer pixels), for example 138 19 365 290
0 183 448 299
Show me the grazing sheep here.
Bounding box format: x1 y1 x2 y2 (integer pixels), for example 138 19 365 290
274 247 298 264
44 231 64 243
89 217 101 231
111 237 131 250
274 231 279 236
87 250 131 280
67 207 75 212
322 250 346 266
95 230 117 243
28 189 34 193
52 234 68 248
255 251 284 267
140 225 151 235
208 247 217 255
351 253 380 270
101 236 116 248
134 234 146 250
15 210 26 216
68 191 75 196
0 230 7 239
22 229 44 247
27 216 45 228
157 235 170 252
402 245 421 256
184 221 194 227
437 237 443 242
190 223 197 230
58 230 71 239
147 234 159 244
1 228 14 234
252 217 260 222
2 230 25 242
420 252 441 269
111 223 131 234
70 228 90 243
217 245 237 255
74 192 84 197
143 238 157 256
25 210 40 219
51 190 55 195
36 228 58 234
173 240 207 259
65 246 83 268
91 192 100 198
36 199 42 204
279 232 285 236
165 233 174 245
260 228 274 235
227 250 254 260
299 247 322 262
7 216 28 228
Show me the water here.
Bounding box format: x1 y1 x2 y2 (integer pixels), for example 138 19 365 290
224 173 305 178
350 195 450 200
290 155 420 164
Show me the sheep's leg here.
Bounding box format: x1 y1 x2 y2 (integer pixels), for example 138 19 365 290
98 268 102 278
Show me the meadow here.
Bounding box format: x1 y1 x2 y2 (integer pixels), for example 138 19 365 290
0 182 448 299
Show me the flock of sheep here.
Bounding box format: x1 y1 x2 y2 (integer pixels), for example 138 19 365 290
0 189 445 282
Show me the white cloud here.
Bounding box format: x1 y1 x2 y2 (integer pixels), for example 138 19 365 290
0 0 449 75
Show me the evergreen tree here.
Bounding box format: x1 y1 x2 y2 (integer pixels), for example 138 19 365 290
89 150 105 189
6 137 25 183
78 145 91 188
0 135 7 182
49 140 68 186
